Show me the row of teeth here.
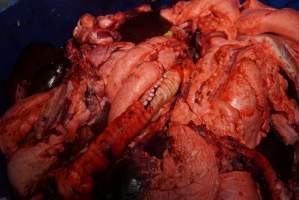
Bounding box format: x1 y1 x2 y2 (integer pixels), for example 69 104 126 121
143 73 167 107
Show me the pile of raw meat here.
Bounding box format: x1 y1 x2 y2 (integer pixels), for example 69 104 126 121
1 0 299 199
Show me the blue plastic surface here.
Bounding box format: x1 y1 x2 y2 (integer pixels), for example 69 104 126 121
0 0 298 199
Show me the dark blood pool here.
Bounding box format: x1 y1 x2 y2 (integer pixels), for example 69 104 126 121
8 43 69 104
119 11 171 43
256 128 294 181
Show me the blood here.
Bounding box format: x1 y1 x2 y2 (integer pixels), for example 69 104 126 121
119 11 171 43
256 128 294 182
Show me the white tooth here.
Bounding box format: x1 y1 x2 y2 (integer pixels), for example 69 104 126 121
143 101 148 106
163 73 167 78
150 88 155 93
154 84 159 88
147 96 153 101
149 93 155 97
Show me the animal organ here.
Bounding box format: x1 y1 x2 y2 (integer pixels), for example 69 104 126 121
1 0 299 199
